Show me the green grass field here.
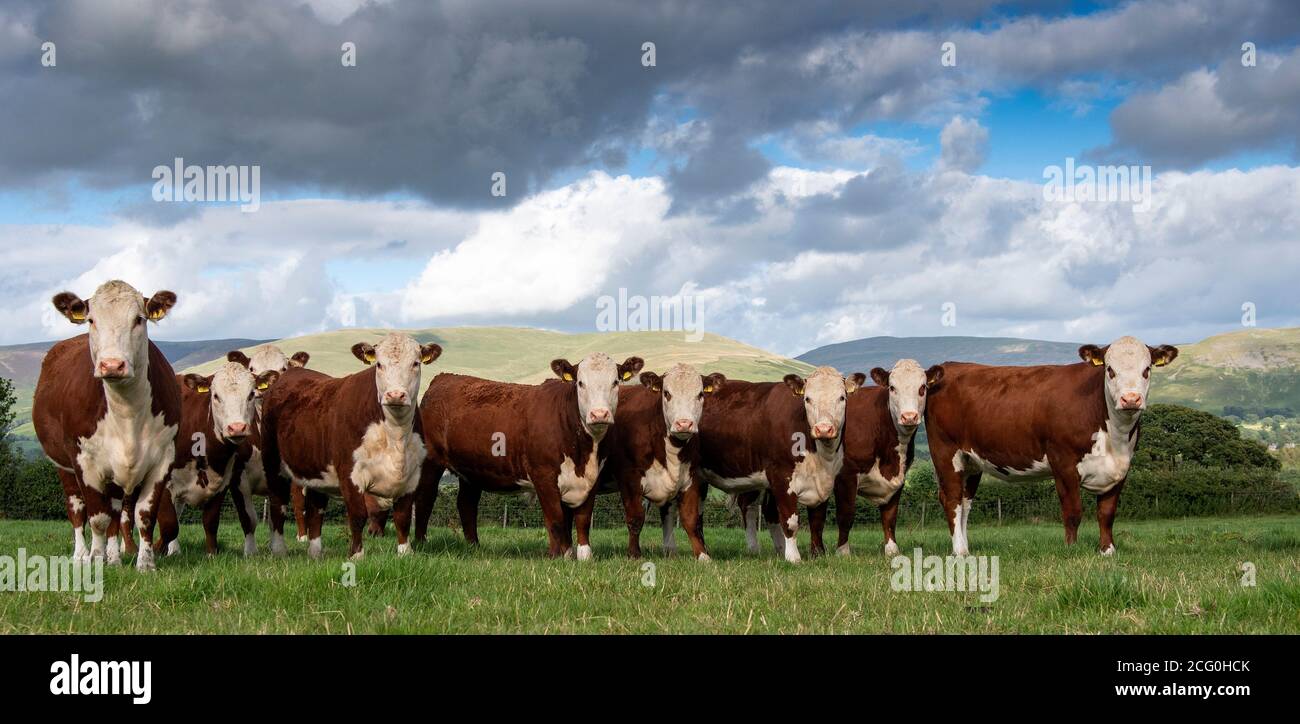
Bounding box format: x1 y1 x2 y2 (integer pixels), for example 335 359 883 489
0 515 1296 634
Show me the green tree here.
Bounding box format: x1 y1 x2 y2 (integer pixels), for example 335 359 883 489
0 376 15 442
1136 404 1280 470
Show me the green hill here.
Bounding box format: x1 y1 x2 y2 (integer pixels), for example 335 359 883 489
1152 327 1300 416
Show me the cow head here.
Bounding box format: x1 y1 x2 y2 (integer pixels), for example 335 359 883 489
552 353 644 436
183 362 277 443
869 359 944 429
784 366 861 441
230 346 310 398
639 364 726 440
352 335 441 413
52 280 176 382
1079 336 1179 413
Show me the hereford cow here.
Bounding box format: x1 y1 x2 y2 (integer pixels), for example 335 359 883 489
584 364 726 559
924 336 1179 556
690 366 861 563
813 359 941 557
259 334 441 559
414 353 644 559
227 346 311 547
32 280 182 570
169 362 279 556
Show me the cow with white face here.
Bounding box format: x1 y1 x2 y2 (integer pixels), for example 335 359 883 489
172 362 278 555
695 366 861 563
818 359 943 558
589 364 726 559
925 336 1179 556
33 280 182 570
415 353 644 558
231 345 311 386
260 333 441 559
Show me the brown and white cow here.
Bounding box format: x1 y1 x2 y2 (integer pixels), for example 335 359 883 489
924 336 1178 556
227 346 310 548
414 353 644 559
260 333 441 559
32 280 182 570
690 366 861 563
170 362 278 556
815 359 941 557
587 364 726 559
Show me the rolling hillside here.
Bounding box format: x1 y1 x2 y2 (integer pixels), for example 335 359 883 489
797 335 1081 370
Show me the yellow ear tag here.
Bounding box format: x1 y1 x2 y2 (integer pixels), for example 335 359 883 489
1153 358 1168 367
197 385 210 394
563 373 574 381
364 352 376 364
703 385 714 393
621 371 632 381
148 308 166 321
70 309 86 321
927 376 938 386
1090 357 1104 366
421 353 433 364
257 382 269 391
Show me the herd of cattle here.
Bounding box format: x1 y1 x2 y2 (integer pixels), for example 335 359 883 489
31 281 1180 570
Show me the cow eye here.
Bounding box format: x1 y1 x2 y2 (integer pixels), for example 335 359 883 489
918 386 926 396
134 316 144 327
839 395 845 402
664 391 672 401
804 396 811 404
412 362 419 369
1106 366 1116 379
611 380 618 388
578 380 585 389
1143 366 1151 378
696 392 704 400
889 385 895 392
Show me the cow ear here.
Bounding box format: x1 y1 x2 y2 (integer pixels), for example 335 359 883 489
289 352 310 368
869 367 890 387
52 292 88 324
618 356 645 381
227 351 251 368
1149 344 1179 367
184 374 212 394
846 372 867 394
255 370 280 391
639 371 663 392
551 359 577 382
1078 344 1107 366
420 344 442 365
702 372 726 394
783 374 805 396
926 364 945 387
145 290 177 321
352 343 376 365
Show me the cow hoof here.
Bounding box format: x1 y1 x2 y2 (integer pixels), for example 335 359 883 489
270 534 288 557
396 543 411 557
696 553 712 563
166 540 181 556
243 535 257 557
135 550 156 572
307 538 323 560
349 550 365 561
1100 544 1116 556
745 544 760 555
883 540 900 557
296 535 308 543
563 548 576 560
576 544 593 561
836 544 851 557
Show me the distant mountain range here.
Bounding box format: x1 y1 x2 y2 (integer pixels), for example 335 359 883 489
797 335 1083 370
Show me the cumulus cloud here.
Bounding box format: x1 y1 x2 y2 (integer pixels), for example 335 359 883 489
939 116 989 172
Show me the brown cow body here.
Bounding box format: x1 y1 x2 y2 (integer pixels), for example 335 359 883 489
924 338 1177 555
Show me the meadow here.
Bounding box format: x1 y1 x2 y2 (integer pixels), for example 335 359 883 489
0 514 1296 634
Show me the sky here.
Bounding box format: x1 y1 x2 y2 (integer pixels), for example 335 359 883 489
1 0 1298 357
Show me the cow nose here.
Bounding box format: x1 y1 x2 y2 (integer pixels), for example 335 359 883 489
812 422 836 438
673 419 695 433
589 408 611 423
384 390 408 405
899 411 920 426
225 422 248 438
98 358 127 378
1119 392 1143 410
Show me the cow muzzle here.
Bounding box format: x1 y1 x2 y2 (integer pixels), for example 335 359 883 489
1118 392 1143 410
898 410 921 427
224 422 250 441
96 358 129 379
812 422 837 439
588 408 612 426
383 390 410 407
671 418 697 438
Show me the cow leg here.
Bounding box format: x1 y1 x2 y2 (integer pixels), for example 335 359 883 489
772 484 802 564
339 465 368 560
958 473 980 554
616 473 646 558
58 469 89 561
266 492 289 556
82 484 115 564
573 492 597 561
879 486 903 557
366 494 388 537
413 461 444 544
807 500 828 558
229 480 259 556
737 492 761 553
933 451 969 555
833 472 858 556
303 489 328 559
762 490 783 555
105 494 125 564
456 481 482 545
118 493 137 556
132 471 168 571
678 478 710 561
659 502 677 556
560 504 577 559
535 481 569 559
291 483 308 542
201 488 227 556
392 493 415 555
261 443 291 555
1096 479 1125 556
1047 456 1083 546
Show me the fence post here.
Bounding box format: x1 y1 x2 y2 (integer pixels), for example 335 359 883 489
503 503 508 528
920 502 926 529
997 498 1002 525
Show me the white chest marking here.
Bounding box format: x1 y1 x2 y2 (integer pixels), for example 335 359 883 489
350 419 425 500
77 403 177 496
640 437 691 505
788 445 843 507
557 449 602 507
1076 422 1135 495
856 438 910 505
